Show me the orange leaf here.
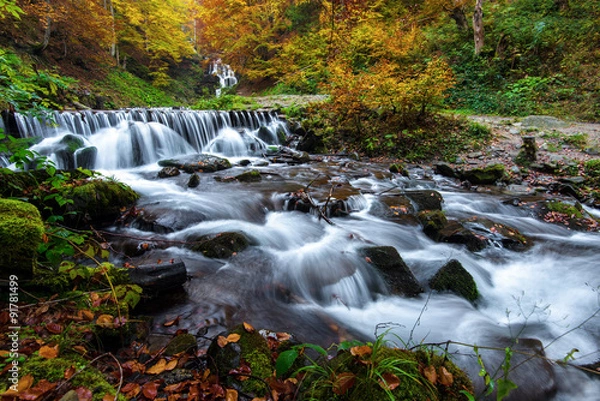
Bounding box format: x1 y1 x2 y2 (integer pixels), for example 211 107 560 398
227 333 241 343
142 382 160 400
438 366 454 386
64 366 77 379
378 372 400 390
276 332 290 341
217 335 229 348
350 345 372 357
13 374 34 392
96 314 114 328
163 316 181 327
73 345 88 355
81 309 95 321
332 372 356 395
243 322 254 332
225 389 238 401
165 359 178 371
102 394 114 401
39 344 59 359
121 382 141 398
146 359 167 375
423 365 437 384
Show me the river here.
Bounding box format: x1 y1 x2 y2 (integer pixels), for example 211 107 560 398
8 108 600 401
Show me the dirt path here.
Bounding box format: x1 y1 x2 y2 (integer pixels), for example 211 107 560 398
461 115 600 171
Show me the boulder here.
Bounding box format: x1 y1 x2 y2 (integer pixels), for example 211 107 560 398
207 324 273 397
0 199 44 278
429 259 479 302
127 259 188 293
459 163 506 185
359 246 423 297
158 166 181 178
418 211 487 252
187 173 200 188
189 232 250 258
158 154 232 173
65 179 139 228
404 189 444 211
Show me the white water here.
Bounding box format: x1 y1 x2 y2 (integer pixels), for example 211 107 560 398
9 110 600 400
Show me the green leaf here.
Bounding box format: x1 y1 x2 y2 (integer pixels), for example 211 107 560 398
275 349 299 377
302 343 328 356
496 378 518 401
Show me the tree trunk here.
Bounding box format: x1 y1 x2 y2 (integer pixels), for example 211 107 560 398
449 6 469 31
473 0 484 55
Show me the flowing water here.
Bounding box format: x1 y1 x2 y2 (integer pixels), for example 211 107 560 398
7 109 600 400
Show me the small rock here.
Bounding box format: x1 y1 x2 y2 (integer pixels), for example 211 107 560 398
187 173 200 188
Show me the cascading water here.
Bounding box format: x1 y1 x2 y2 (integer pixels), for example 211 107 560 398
210 60 238 97
9 108 288 169
5 108 600 401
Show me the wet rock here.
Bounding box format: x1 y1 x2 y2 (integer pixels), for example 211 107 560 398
158 166 181 178
158 153 232 173
435 162 457 178
189 232 250 258
389 163 409 176
128 259 188 293
359 246 423 297
235 169 262 182
187 173 200 188
75 146 97 169
0 199 44 278
164 333 198 356
459 163 506 185
418 211 487 252
515 136 538 165
429 259 479 302
207 324 273 396
65 179 139 228
404 189 444 211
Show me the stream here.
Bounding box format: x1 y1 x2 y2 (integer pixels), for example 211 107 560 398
6 108 600 400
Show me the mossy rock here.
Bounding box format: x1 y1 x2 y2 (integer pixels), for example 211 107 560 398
165 333 198 356
235 169 262 182
207 324 273 396
300 346 473 401
418 210 448 240
359 246 423 297
459 163 506 185
0 198 44 278
405 190 444 211
418 211 488 252
189 232 250 258
389 163 409 176
19 355 121 401
429 259 479 302
65 179 139 227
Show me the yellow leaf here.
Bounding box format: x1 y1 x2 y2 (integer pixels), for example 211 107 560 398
96 314 114 328
226 389 238 401
146 359 167 375
227 333 241 343
165 359 178 371
243 322 254 332
217 335 229 348
39 344 59 359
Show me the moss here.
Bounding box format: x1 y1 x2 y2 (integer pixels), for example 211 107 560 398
459 164 506 185
584 159 600 178
21 355 124 401
429 259 479 302
418 210 448 241
545 200 584 219
66 179 139 227
190 232 250 258
235 169 262 182
0 198 44 278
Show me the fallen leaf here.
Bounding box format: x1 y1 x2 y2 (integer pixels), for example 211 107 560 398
142 382 160 400
217 335 229 348
275 332 290 341
243 322 254 332
378 372 400 390
350 345 372 357
121 382 141 398
75 387 93 401
163 316 181 327
64 366 77 379
102 394 115 401
81 310 95 321
146 359 167 375
227 333 241 343
46 323 62 334
96 314 114 328
423 365 437 384
39 344 59 359
438 366 454 386
332 372 356 395
165 359 178 371
225 389 238 401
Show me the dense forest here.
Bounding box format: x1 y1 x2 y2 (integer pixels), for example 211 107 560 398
1 0 599 155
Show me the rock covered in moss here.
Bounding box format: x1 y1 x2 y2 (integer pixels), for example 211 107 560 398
0 198 44 278
418 211 488 252
429 259 479 302
207 324 273 396
65 179 139 227
405 189 444 211
360 246 423 297
165 333 198 356
189 232 250 258
459 163 506 185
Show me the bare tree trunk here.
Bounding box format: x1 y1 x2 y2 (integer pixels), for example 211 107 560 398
473 0 484 55
449 7 469 31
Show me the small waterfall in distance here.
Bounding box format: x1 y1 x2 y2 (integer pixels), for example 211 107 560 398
209 60 238 97
10 108 288 170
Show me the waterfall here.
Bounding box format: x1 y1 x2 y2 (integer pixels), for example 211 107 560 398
210 60 238 97
7 108 288 170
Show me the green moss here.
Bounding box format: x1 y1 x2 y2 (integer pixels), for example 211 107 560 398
0 198 44 278
235 169 262 182
459 164 506 185
190 232 250 258
546 200 583 219
418 210 448 241
21 355 125 401
429 259 479 302
584 159 600 178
